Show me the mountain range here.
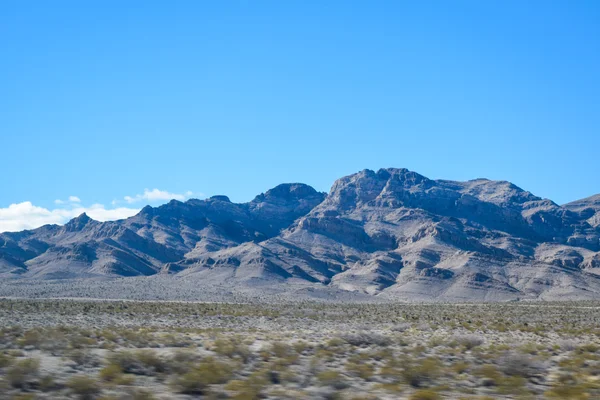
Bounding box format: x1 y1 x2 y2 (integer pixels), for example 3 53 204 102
2 168 600 301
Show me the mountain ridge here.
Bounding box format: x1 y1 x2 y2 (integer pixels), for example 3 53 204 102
1 168 599 301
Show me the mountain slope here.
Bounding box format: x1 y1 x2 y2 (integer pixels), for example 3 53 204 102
564 194 600 228
1 168 599 301
177 168 600 299
0 183 326 278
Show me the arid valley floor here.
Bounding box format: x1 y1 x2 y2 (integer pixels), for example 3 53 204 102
1 298 599 399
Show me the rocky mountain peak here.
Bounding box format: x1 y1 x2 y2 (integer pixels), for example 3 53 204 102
253 183 323 203
325 168 432 209
209 195 231 203
62 213 95 232
139 205 154 216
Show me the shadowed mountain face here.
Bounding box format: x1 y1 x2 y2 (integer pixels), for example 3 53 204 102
2 169 600 300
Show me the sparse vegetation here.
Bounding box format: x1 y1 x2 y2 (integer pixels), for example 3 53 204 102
1 299 600 398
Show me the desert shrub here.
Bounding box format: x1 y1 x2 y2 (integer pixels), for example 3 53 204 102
135 349 168 373
68 349 101 367
39 329 71 353
270 342 291 358
544 373 587 399
167 349 200 374
374 382 405 394
293 341 309 354
106 351 139 374
276 364 301 384
380 356 402 380
452 334 484 350
391 322 412 332
577 343 600 353
346 360 375 380
409 390 441 400
475 364 502 386
316 370 348 389
117 374 136 386
7 349 25 357
39 374 59 392
212 336 252 363
268 342 299 366
69 337 99 350
99 363 135 385
171 372 207 394
157 333 193 347
107 350 167 376
99 328 119 343
6 358 40 389
497 375 528 395
171 357 233 394
171 349 199 363
225 373 268 400
67 375 102 399
125 389 156 400
313 347 339 363
557 339 577 351
451 360 470 374
401 357 442 388
498 352 542 377
518 342 541 355
0 352 13 368
428 336 447 347
342 331 391 347
99 363 121 381
113 328 154 348
10 395 38 400
17 329 44 348
326 337 346 347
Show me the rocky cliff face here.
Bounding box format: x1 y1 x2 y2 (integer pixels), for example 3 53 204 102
1 169 599 300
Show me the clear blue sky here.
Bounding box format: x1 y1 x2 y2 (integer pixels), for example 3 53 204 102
1 1 599 227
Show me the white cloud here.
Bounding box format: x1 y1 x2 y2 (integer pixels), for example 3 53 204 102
0 201 140 233
0 188 200 233
124 188 194 204
54 195 82 205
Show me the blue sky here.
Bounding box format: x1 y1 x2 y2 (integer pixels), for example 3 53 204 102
1 1 599 231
